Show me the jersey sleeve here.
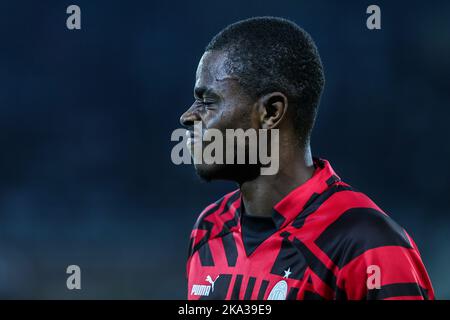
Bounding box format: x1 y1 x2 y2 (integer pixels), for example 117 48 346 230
333 210 435 300
338 242 434 299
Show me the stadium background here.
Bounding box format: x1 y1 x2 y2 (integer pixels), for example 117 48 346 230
0 0 449 298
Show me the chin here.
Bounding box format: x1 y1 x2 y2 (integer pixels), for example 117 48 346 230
194 163 261 184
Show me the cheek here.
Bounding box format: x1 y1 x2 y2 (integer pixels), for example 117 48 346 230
210 102 254 130
201 104 228 129
203 109 226 130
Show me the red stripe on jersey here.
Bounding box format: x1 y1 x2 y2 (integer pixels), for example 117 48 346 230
337 246 434 300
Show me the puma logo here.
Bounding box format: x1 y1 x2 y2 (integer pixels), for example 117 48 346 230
191 275 220 297
205 275 219 292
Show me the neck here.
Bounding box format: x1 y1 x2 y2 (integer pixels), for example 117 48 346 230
240 144 315 218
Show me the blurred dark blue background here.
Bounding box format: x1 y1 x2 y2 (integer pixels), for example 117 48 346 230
0 0 449 299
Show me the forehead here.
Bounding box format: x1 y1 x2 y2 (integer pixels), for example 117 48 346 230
195 51 237 91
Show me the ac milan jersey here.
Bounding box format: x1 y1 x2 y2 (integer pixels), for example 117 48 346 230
186 158 434 300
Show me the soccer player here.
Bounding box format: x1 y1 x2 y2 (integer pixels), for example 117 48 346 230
180 17 434 300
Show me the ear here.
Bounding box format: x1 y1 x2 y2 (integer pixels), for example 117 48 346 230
257 92 288 129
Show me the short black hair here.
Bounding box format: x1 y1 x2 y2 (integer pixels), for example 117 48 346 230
205 16 325 145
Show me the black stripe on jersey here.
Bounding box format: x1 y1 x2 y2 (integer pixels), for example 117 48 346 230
194 201 222 232
190 202 217 258
194 191 238 232
314 158 325 169
257 280 270 300
198 241 215 266
291 237 347 298
292 185 355 228
272 209 286 229
187 237 194 260
195 204 220 229
219 191 241 216
326 174 341 187
217 192 241 238
221 232 238 267
366 283 429 300
302 192 320 212
217 211 240 238
231 274 243 300
303 290 325 300
191 220 213 256
200 274 233 300
314 207 413 268
287 287 299 300
270 237 307 280
244 277 256 300
191 191 240 258
280 231 290 238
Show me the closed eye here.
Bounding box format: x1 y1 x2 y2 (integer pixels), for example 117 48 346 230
195 99 215 108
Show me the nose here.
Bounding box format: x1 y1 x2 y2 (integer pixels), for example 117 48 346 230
179 104 200 128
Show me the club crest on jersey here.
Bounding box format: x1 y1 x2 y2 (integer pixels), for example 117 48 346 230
190 275 219 297
267 268 291 300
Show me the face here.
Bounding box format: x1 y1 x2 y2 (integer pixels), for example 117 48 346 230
180 50 261 182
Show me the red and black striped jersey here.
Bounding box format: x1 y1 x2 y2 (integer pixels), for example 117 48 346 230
186 158 434 300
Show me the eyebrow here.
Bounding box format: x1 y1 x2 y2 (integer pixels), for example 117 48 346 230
215 75 239 82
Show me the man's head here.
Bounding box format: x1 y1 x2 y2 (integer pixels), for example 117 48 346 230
180 17 324 182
